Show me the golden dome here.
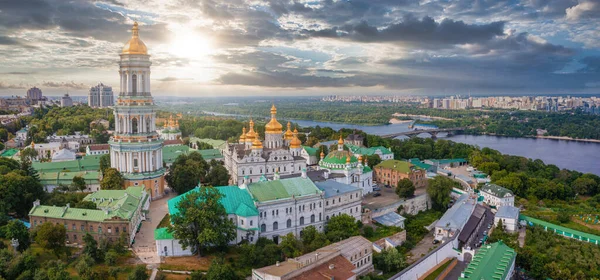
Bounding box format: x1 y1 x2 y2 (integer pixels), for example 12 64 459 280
346 155 351 164
284 122 294 140
358 155 363 162
239 127 247 142
320 150 325 158
290 128 302 149
338 135 344 145
122 22 148 55
252 137 263 149
265 104 283 134
246 120 257 142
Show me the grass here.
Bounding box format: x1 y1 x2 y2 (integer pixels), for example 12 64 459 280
364 224 404 242
157 214 171 229
423 259 453 280
160 255 213 271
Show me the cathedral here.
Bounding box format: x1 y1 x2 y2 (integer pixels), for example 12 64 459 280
317 136 374 194
223 105 307 184
108 22 165 199
157 114 182 140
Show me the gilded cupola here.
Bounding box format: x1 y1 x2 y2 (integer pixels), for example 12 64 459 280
290 127 302 149
284 121 294 140
265 104 283 134
122 22 148 55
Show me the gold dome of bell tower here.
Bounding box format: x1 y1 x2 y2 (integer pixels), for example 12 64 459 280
122 22 148 55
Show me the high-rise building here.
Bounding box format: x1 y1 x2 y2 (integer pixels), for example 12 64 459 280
109 22 165 199
60 93 73 107
26 86 43 101
88 83 114 107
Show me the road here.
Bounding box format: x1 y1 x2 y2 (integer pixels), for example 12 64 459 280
133 192 175 264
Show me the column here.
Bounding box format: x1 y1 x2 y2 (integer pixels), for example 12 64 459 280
120 152 125 172
111 151 116 168
127 71 132 94
128 153 133 173
147 71 151 94
146 151 150 172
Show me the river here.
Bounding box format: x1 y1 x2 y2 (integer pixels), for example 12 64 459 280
291 119 600 175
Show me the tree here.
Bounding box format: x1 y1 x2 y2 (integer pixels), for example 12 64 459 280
557 211 571 224
205 164 230 187
325 214 359 241
99 154 110 176
279 233 302 258
34 222 66 257
100 168 124 190
572 177 598 196
3 220 30 251
74 201 97 210
0 171 44 217
75 254 95 280
205 257 239 280
34 260 71 280
373 247 406 273
127 265 148 280
426 176 454 211
20 147 38 163
366 154 382 167
72 176 87 192
396 178 415 198
104 250 118 266
362 226 374 238
82 234 102 262
165 152 210 194
169 186 236 256
300 226 329 253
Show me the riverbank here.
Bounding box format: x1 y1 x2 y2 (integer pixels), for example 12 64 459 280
392 113 452 121
535 135 600 143
389 118 413 124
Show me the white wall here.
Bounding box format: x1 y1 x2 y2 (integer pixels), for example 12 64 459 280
390 236 462 280
494 217 517 232
156 239 194 257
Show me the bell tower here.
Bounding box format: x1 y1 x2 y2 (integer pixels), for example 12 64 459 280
109 22 165 199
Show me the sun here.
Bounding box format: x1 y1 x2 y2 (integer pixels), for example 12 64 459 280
168 29 212 60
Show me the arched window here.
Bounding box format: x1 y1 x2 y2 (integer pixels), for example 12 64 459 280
132 117 138 134
287 219 292 228
310 214 315 223
132 74 137 94
300 216 304 225
261 224 266 232
146 117 151 132
273 222 278 231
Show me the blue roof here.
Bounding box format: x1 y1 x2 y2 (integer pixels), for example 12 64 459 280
314 181 361 198
436 194 476 230
496 206 519 219
318 140 338 146
373 212 406 227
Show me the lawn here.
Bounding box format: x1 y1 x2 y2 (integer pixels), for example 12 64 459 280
157 214 171 229
160 255 214 271
423 258 453 280
365 224 404 242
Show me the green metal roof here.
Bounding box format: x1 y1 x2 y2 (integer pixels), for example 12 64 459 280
168 186 258 217
480 183 513 198
247 177 322 202
427 158 468 164
189 138 226 149
29 187 147 222
38 171 100 185
520 215 600 242
1 148 19 157
375 160 421 173
162 144 190 164
302 146 318 156
32 155 101 173
154 227 174 240
346 144 392 156
197 149 223 160
409 158 433 170
459 241 516 280
322 150 357 165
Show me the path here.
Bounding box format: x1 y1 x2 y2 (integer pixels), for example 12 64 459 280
518 226 526 248
133 192 175 264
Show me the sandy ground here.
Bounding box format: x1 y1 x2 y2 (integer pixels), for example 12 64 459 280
406 232 436 263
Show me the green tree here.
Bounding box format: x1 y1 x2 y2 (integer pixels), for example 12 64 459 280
373 247 406 273
165 152 210 194
127 265 148 280
366 154 382 167
572 177 598 196
72 176 87 192
0 171 44 217
362 226 375 238
557 211 571 224
325 214 359 241
205 164 230 187
82 233 102 262
100 168 124 190
20 147 38 163
426 176 454 211
300 225 329 253
3 220 30 251
104 249 118 266
205 257 239 280
99 154 110 176
75 254 95 280
279 232 302 258
396 178 415 198
34 260 71 280
169 186 236 256
34 222 66 257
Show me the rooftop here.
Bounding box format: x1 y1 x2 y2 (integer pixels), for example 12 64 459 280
375 159 421 173
39 171 100 185
197 149 223 160
168 186 259 217
291 255 356 280
302 146 318 156
247 177 322 202
480 183 513 198
373 212 406 227
29 187 147 222
496 206 520 220
408 158 433 170
314 180 361 198
87 144 110 151
154 227 173 240
520 215 600 242
32 155 102 173
436 194 477 231
162 144 190 165
459 241 516 280
346 144 392 156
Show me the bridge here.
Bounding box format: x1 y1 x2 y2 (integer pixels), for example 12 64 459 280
380 127 467 139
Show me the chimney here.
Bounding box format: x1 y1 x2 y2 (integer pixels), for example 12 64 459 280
33 199 40 208
329 264 335 270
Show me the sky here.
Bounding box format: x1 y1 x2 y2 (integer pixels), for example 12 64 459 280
0 0 599 97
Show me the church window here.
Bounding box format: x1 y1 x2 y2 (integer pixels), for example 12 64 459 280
276 209 279 215
287 219 292 228
319 213 322 221
132 118 138 134
286 208 288 214
250 220 253 226
249 168 253 174
300 217 304 225
273 222 278 230
310 214 315 223
261 224 266 232
272 210 274 216
132 74 137 94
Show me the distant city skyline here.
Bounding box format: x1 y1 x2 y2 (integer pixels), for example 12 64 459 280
1 0 600 97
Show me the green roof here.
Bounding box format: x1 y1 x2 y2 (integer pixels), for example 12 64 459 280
375 160 421 173
162 145 190 165
363 166 372 173
459 241 516 280
520 215 600 242
1 148 19 157
302 146 318 156
346 144 392 156
409 158 433 170
427 158 468 165
39 171 100 185
197 149 223 160
168 186 258 217
155 227 174 240
322 150 357 165
29 187 147 222
480 183 513 198
189 138 226 149
32 155 101 173
247 177 321 202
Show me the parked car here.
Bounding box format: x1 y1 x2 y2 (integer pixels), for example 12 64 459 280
433 239 440 244
385 184 392 188
487 224 492 229
483 230 488 236
372 192 381 197
373 187 381 191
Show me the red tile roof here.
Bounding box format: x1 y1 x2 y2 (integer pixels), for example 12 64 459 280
163 139 184 146
291 255 356 280
88 144 110 151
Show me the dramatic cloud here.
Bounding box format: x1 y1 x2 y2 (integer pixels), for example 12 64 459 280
0 81 28 89
156 77 194 82
566 0 600 21
42 81 88 90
